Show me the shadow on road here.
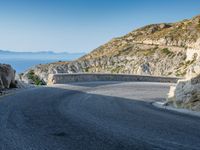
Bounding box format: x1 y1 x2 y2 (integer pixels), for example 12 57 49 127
0 84 200 150
62 81 124 87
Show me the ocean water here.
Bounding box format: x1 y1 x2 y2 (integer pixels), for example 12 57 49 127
0 52 84 73
0 58 68 73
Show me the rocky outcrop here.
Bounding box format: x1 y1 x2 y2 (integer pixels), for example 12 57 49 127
21 62 73 84
168 76 200 111
167 58 200 111
0 64 16 90
22 15 200 86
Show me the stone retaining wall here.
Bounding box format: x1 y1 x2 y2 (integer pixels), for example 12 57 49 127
47 73 180 85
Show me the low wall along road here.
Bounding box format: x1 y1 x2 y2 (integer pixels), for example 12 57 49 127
47 73 180 85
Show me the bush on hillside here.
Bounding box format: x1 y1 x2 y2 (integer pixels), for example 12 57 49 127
27 70 45 85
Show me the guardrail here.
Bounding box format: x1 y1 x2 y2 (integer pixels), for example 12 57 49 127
47 73 181 85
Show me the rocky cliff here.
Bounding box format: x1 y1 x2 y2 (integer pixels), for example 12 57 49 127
0 64 16 91
22 15 200 85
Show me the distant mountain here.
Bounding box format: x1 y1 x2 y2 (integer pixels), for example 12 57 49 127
0 50 85 60
0 49 84 56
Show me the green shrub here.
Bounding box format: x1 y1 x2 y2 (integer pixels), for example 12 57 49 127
111 66 122 73
185 60 195 66
84 67 89 72
161 48 174 56
142 49 156 56
175 70 186 77
27 70 45 85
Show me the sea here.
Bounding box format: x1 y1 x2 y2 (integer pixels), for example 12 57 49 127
0 52 84 73
0 58 67 73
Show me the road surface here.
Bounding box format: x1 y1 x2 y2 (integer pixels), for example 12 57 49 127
0 81 199 150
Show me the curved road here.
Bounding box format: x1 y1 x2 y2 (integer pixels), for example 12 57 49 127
0 81 200 150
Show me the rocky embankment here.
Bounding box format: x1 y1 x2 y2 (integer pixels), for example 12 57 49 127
0 64 16 94
21 15 200 110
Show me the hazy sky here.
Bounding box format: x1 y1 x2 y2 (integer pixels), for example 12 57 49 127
0 0 200 53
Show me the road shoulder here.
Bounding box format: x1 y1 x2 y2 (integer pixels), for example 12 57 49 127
153 102 200 118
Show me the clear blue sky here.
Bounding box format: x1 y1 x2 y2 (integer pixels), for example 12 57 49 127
0 0 200 53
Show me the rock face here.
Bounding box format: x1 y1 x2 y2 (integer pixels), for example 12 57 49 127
168 75 200 111
21 62 72 84
167 58 200 111
0 64 16 90
22 15 200 86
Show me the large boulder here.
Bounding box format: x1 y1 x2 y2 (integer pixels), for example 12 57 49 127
168 76 200 111
167 57 200 111
0 64 16 90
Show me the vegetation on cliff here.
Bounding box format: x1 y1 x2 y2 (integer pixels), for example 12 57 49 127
26 70 45 85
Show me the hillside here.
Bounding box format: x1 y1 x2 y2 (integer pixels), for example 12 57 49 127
22 15 200 84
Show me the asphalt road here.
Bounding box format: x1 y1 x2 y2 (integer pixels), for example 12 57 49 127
0 81 200 150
